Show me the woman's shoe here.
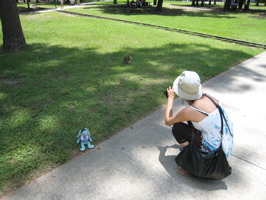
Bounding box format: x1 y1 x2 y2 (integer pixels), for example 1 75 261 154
178 167 191 176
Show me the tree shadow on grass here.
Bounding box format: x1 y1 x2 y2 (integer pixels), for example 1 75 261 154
0 41 257 195
81 4 236 18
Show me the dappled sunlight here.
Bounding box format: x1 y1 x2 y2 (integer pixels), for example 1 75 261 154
0 41 261 170
67 5 266 44
78 4 235 18
100 172 159 198
38 115 59 132
147 60 161 67
9 109 31 128
0 92 7 100
203 62 266 93
6 144 41 164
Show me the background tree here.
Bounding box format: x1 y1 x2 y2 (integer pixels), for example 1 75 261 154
239 0 245 9
27 0 30 11
0 0 27 49
208 0 216 5
244 0 250 10
113 0 117 4
154 0 163 11
224 0 231 10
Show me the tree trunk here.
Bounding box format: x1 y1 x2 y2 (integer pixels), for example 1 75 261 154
154 0 163 11
201 0 204 6
0 0 27 50
27 0 30 11
191 0 196 6
224 0 231 10
113 0 117 4
255 0 259 6
239 0 244 9
209 0 211 5
244 0 250 10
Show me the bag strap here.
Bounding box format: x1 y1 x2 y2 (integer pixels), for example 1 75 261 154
204 95 224 135
187 121 196 144
204 94 232 137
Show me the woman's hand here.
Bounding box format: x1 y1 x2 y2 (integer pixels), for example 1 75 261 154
167 86 176 99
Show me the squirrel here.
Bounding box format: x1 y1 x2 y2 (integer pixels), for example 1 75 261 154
124 55 133 64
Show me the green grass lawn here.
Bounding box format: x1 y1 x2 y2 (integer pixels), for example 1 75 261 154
18 0 266 11
67 2 266 44
0 2 265 196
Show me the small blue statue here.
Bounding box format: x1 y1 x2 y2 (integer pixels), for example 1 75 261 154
77 128 94 151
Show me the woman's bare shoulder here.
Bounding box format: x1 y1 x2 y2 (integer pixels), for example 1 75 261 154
193 94 218 113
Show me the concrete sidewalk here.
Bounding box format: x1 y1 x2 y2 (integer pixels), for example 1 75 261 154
3 52 266 200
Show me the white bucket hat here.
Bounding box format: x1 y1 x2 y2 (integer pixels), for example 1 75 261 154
173 71 202 100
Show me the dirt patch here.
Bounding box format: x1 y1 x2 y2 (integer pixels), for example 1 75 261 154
18 6 48 13
250 13 266 18
166 5 214 11
0 78 21 87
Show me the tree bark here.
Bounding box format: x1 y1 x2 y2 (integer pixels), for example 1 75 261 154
27 0 30 11
239 0 244 9
224 0 231 10
0 0 27 49
244 0 250 10
154 0 163 11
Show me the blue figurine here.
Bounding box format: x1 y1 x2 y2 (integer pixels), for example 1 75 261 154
77 128 94 151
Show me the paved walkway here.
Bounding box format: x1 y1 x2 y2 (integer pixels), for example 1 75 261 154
3 52 266 200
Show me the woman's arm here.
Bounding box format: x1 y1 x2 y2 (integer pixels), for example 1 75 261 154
165 96 174 126
164 87 191 126
164 87 197 126
165 106 191 126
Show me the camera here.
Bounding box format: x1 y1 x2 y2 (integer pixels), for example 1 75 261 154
164 90 168 98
